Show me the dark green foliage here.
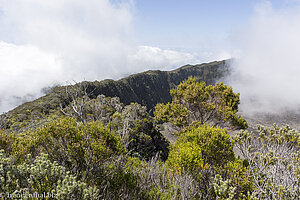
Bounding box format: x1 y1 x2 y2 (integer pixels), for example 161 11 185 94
128 118 169 161
87 61 229 111
107 102 170 161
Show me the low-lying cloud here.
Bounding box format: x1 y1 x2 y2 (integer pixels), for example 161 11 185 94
230 1 300 114
0 42 63 112
0 0 208 113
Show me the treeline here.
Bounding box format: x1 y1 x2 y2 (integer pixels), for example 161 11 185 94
0 78 299 199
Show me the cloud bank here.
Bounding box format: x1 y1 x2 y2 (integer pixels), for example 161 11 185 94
0 0 205 113
230 1 300 114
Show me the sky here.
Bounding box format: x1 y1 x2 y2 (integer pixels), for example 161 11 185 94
0 0 300 113
134 0 254 50
134 0 290 51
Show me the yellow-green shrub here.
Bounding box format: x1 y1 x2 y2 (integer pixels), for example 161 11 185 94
11 117 124 183
223 159 254 197
177 123 235 167
166 141 204 176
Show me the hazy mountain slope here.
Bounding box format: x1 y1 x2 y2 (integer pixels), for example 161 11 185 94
1 60 229 131
4 59 300 134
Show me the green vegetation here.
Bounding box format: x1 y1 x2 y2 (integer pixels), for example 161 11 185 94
175 123 235 167
233 125 300 199
1 60 228 133
0 70 299 199
0 151 98 199
154 77 247 129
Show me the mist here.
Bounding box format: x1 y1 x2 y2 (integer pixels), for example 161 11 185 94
0 0 218 113
230 1 300 115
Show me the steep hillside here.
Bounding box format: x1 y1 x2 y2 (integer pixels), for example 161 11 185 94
1 60 229 131
84 60 229 110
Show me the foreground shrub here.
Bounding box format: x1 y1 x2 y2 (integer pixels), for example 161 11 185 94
166 141 205 177
0 151 98 199
233 124 300 199
0 131 16 155
166 123 247 198
95 154 204 199
177 123 235 167
12 117 124 184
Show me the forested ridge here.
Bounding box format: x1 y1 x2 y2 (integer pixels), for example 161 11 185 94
0 61 299 199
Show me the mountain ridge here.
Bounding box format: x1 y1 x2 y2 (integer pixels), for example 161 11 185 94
1 60 229 131
70 60 229 111
11 60 229 113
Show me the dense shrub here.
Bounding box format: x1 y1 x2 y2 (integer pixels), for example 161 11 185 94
165 123 255 199
166 141 205 176
11 117 124 184
0 151 98 199
233 124 300 199
128 118 169 161
61 93 170 162
154 77 247 129
176 123 235 167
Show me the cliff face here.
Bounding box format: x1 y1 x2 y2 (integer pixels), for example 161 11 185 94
84 60 229 111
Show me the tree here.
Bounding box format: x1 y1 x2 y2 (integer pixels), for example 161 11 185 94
59 81 96 124
154 77 247 129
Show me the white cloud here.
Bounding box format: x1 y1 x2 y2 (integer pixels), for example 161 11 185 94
0 41 63 112
128 46 200 71
230 1 300 114
0 0 204 113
